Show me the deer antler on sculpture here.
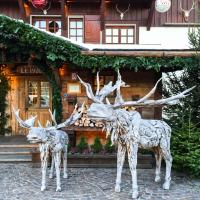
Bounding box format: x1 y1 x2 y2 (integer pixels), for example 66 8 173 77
12 107 37 128
48 109 57 126
54 103 84 129
179 0 196 22
113 85 195 109
13 103 84 130
77 73 124 103
79 71 194 109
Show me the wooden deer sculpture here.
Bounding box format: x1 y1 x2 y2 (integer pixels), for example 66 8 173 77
78 71 194 199
13 104 83 192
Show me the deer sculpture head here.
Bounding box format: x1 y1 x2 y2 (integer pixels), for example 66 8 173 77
180 0 196 22
13 104 83 143
78 71 195 122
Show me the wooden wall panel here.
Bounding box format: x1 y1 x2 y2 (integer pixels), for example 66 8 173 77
0 0 199 27
68 3 99 15
153 0 199 24
0 2 20 19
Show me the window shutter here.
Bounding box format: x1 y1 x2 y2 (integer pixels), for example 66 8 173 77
85 15 100 44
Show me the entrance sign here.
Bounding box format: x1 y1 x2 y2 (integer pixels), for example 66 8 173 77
16 65 42 74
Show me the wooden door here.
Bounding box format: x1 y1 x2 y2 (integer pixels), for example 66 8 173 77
25 77 52 130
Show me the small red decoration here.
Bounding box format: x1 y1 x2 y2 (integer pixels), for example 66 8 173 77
31 0 48 10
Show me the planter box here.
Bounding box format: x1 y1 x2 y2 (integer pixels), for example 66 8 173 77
32 152 154 169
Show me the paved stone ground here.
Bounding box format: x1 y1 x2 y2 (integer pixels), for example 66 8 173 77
0 164 199 200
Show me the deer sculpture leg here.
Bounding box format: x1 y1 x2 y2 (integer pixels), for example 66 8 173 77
49 154 55 179
127 142 139 199
40 144 49 191
54 150 62 192
115 142 126 193
63 145 68 179
154 148 162 183
162 149 172 190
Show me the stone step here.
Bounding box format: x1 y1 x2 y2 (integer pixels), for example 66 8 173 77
0 146 38 152
0 144 38 148
0 151 31 155
0 158 32 162
0 144 34 162
0 154 32 162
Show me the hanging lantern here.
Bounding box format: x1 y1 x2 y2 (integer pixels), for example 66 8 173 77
31 0 48 10
155 0 171 13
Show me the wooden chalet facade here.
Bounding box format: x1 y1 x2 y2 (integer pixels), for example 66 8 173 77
0 0 199 145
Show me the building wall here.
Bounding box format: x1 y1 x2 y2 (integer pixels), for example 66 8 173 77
0 1 20 19
0 0 199 47
139 26 192 48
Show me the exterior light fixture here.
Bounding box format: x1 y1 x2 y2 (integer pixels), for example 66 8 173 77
31 0 52 15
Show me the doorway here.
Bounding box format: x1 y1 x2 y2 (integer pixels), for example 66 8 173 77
25 78 52 128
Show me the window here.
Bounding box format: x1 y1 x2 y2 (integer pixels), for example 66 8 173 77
28 81 50 108
69 18 84 43
33 17 61 36
105 26 135 44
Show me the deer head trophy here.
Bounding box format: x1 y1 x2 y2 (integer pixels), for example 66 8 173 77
179 0 196 22
116 4 130 20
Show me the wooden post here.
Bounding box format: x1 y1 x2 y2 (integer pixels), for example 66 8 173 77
52 68 62 89
147 0 155 31
17 0 28 22
61 0 68 37
100 0 106 43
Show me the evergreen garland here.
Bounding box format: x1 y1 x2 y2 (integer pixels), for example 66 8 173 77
0 69 10 135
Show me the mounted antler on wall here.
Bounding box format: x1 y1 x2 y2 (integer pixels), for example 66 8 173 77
115 4 130 20
179 0 196 22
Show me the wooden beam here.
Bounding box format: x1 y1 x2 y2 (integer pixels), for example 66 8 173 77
100 0 106 43
81 50 199 57
17 0 28 22
147 0 155 31
61 0 68 37
100 0 105 31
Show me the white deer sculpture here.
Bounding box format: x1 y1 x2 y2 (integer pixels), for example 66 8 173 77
179 0 196 22
13 104 83 192
78 71 194 199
